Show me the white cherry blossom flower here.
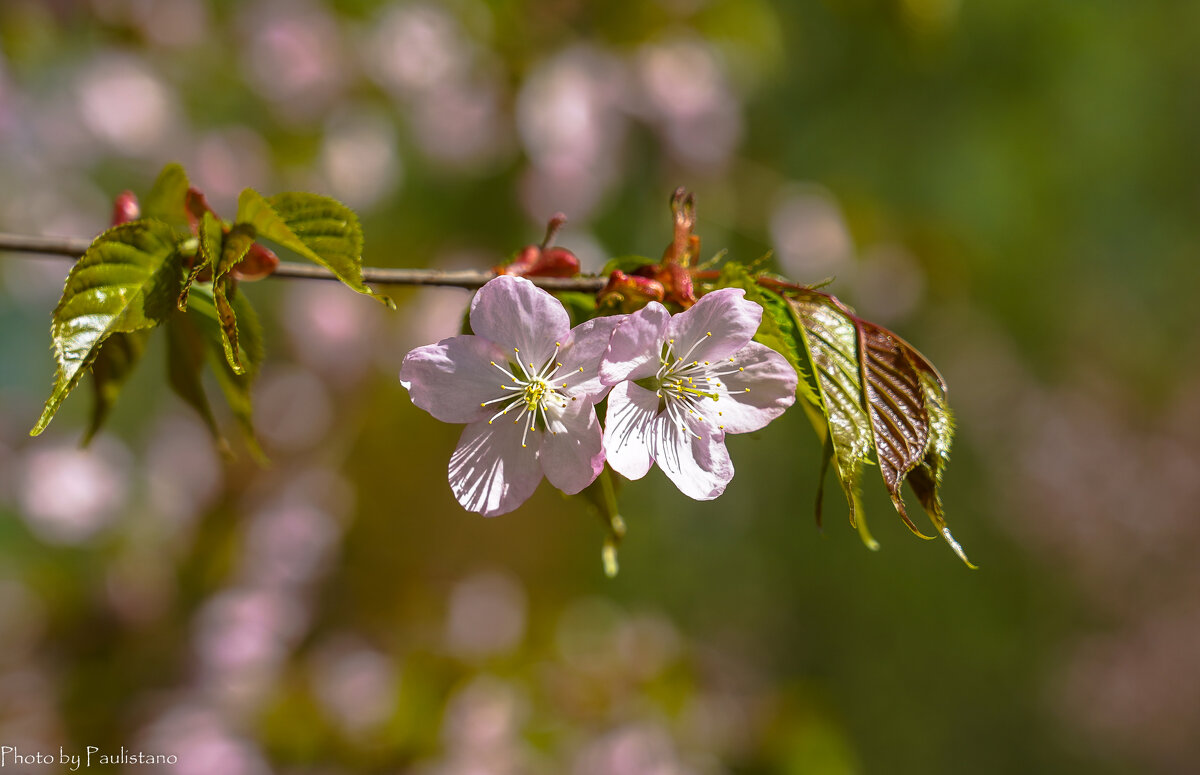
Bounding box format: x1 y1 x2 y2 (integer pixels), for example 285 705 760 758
599 289 797 499
400 275 621 516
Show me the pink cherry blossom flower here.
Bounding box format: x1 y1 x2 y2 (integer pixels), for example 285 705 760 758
399 275 622 516
599 288 797 500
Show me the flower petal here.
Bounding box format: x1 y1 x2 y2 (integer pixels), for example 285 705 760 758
399 335 510 423
649 415 733 500
599 302 669 385
666 288 762 364
469 275 570 367
557 314 624 403
540 401 604 494
711 342 798 434
448 418 544 517
602 381 659 480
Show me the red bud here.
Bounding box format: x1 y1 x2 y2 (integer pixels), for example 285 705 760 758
495 213 581 278
111 190 140 225
598 270 666 313
232 243 280 281
185 187 217 232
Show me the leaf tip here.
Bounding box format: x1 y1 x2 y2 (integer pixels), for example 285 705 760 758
941 526 977 569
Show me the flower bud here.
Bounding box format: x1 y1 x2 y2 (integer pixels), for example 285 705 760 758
184 187 216 232
597 270 665 313
111 190 140 225
494 213 580 278
232 242 280 281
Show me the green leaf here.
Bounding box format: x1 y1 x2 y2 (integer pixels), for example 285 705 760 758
554 291 598 327
185 283 266 462
783 289 971 564
143 163 191 231
907 367 974 567
236 188 392 308
164 309 229 456
786 293 878 547
600 254 658 276
718 263 822 412
83 329 151 445
178 209 223 311
210 218 256 375
31 220 180 437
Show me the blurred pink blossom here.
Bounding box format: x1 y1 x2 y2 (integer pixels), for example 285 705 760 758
75 54 178 156
284 280 385 386
16 438 131 545
319 110 403 211
309 635 398 734
191 127 272 215
769 185 854 279
365 3 477 99
135 704 272 775
239 0 350 122
254 366 335 452
445 570 528 659
635 38 743 171
193 587 307 707
517 47 629 220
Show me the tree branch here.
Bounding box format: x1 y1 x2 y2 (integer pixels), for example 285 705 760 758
0 232 608 292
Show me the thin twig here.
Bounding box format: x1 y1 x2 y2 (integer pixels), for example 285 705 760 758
0 232 608 292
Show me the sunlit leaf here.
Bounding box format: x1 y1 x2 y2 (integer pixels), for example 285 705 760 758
164 308 229 456
142 162 191 232
780 286 970 564
907 367 974 567
236 188 392 307
83 329 150 445
31 220 179 436
786 294 878 548
178 209 223 311
185 283 265 462
210 217 255 375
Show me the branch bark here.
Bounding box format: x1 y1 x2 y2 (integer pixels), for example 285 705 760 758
0 232 608 292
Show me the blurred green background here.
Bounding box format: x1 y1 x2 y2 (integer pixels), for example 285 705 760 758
1 1 1198 773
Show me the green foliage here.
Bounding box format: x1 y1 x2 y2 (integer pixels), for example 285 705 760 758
787 293 879 547
786 290 971 565
31 220 180 436
236 188 393 308
600 254 658 275
183 283 266 462
210 218 255 375
30 163 377 457
142 162 191 232
83 330 150 445
165 307 226 453
714 262 969 564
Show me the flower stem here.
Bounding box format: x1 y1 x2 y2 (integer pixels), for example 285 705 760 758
595 466 625 578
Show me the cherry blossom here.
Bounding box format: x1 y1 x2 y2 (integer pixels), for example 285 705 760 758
399 275 621 516
599 289 797 500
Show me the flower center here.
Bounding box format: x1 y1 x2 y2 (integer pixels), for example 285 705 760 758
480 343 584 448
523 378 550 407
649 334 747 438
